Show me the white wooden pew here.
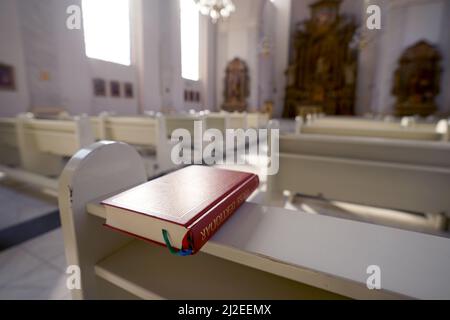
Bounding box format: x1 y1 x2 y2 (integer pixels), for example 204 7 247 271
58 141 450 300
268 133 450 229
296 116 449 141
164 114 204 150
203 112 229 135
205 111 269 131
0 118 20 167
227 112 248 130
0 114 94 193
90 114 175 176
247 113 269 129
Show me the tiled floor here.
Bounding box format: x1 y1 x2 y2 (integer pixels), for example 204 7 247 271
0 177 69 300
0 228 70 300
0 179 57 230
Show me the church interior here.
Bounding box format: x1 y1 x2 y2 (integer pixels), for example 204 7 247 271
0 0 450 300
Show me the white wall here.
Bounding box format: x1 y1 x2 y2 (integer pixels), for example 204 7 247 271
0 0 177 117
0 0 29 117
216 0 265 111
54 0 91 115
199 16 217 111
17 0 62 108
134 0 162 113
272 0 291 117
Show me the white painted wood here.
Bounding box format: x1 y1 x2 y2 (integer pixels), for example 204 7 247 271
269 134 450 225
0 164 58 191
95 240 341 299
280 134 450 168
58 141 147 299
0 118 18 148
204 112 230 135
0 114 95 192
0 117 20 166
90 114 176 175
85 193 450 300
60 141 450 300
227 112 248 130
247 113 269 129
203 202 450 300
296 116 448 141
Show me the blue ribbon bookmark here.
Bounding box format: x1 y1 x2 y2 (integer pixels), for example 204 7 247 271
162 229 193 256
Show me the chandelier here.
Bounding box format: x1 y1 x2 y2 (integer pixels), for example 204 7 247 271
194 0 236 23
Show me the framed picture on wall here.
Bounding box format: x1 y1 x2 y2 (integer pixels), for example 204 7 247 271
93 78 106 96
110 80 121 97
0 63 16 91
124 82 133 98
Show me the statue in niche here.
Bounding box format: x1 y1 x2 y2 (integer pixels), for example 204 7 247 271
222 58 249 112
392 40 442 117
283 0 358 118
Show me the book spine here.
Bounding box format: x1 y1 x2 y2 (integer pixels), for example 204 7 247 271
185 174 259 253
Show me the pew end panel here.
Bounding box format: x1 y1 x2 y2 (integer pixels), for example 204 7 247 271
0 118 20 166
58 141 148 299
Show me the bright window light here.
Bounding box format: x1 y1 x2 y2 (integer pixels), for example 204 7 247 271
180 0 200 81
82 0 131 66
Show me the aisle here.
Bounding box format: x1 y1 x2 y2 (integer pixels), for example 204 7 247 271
0 228 70 300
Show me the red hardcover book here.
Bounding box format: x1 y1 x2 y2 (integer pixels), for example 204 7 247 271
102 165 259 255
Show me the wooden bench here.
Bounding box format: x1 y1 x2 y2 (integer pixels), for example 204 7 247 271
0 113 94 193
268 133 450 229
227 112 248 130
90 114 175 176
58 141 450 299
247 112 269 129
0 117 20 167
296 116 449 141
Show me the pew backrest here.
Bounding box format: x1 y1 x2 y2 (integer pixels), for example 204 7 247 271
281 134 450 168
227 112 248 130
296 117 448 141
270 134 450 217
91 116 164 147
247 113 269 129
17 116 94 157
204 113 229 135
0 118 18 148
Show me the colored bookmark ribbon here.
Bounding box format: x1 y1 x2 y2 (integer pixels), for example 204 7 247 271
162 229 193 256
